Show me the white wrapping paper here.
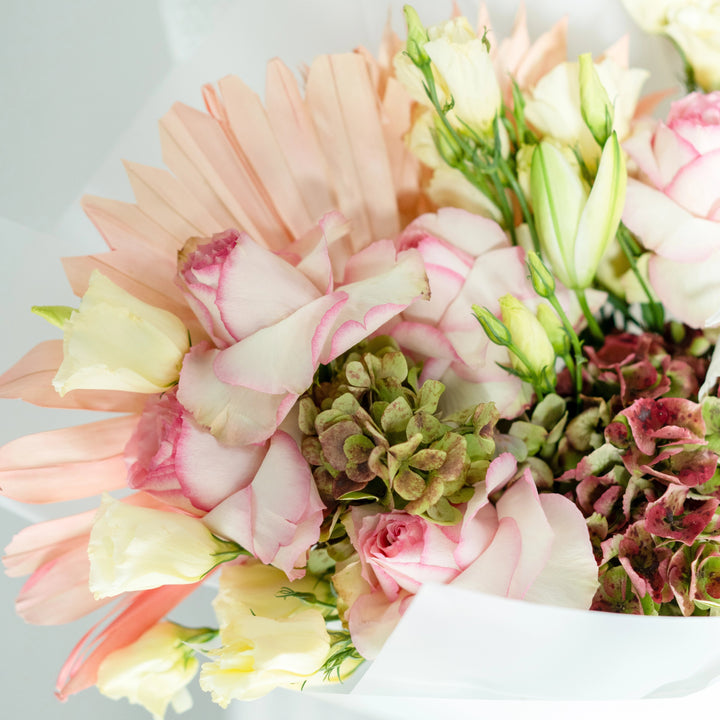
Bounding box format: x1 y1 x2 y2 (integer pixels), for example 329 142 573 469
2 1 717 719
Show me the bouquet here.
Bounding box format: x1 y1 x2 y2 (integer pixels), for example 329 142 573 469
4 0 720 716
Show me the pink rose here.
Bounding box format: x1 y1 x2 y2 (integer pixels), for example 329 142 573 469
623 91 720 327
176 214 429 445
342 453 598 658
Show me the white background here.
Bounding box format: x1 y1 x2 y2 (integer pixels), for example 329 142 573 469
0 1 707 718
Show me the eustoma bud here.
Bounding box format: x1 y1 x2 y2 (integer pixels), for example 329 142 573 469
579 53 614 146
531 132 626 290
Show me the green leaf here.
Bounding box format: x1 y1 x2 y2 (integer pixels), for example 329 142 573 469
31 305 74 329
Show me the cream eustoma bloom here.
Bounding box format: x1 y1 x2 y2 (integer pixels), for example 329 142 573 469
199 563 332 705
394 16 502 136
97 622 200 720
88 495 240 598
622 0 720 90
524 57 648 165
53 270 189 396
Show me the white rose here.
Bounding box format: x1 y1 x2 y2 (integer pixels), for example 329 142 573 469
53 270 189 396
97 622 200 720
88 495 240 598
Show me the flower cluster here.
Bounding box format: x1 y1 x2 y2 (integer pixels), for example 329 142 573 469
3 1 720 717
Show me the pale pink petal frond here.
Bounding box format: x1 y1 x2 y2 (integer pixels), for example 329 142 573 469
160 102 289 250
0 416 138 503
123 161 224 241
306 54 400 252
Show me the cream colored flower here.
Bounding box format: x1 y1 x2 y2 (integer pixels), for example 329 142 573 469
97 622 200 720
53 270 189 396
199 563 331 706
88 495 239 598
524 57 648 164
394 15 502 136
622 0 720 89
424 17 502 135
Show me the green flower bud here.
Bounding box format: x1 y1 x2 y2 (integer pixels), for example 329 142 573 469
526 251 556 299
472 305 512 347
578 53 614 147
499 295 556 378
536 303 569 356
403 5 430 66
531 134 626 290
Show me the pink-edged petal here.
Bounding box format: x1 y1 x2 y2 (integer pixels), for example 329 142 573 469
672 120 720 155
523 493 598 609
322 247 430 363
443 246 530 324
648 252 720 329
347 591 410 661
663 149 720 218
56 582 203 699
403 207 509 258
652 123 700 188
0 341 146 412
15 544 112 625
204 431 324 579
402 262 466 325
174 421 267 512
213 293 346 394
217 233 323 341
485 453 519 495
438 366 532 420
623 179 720 261
341 238 398 284
623 123 663 188
0 416 139 503
451 516 522 595
495 472 554 598
391 321 460 362
178 344 293 446
454 498 497 569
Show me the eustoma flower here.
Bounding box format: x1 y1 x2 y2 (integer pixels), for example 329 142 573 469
199 563 332 704
623 91 720 326
50 271 190 396
96 622 205 719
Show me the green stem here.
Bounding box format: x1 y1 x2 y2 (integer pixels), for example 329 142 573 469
548 296 585 402
617 223 665 333
497 154 540 251
575 289 604 342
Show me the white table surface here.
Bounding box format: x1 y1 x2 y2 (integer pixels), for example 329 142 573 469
0 1 713 718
